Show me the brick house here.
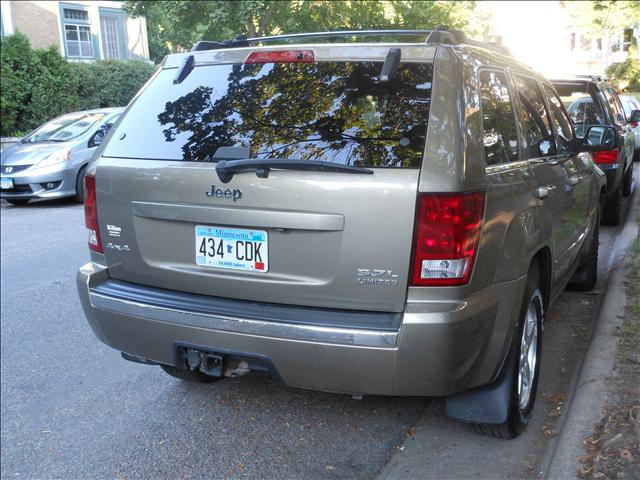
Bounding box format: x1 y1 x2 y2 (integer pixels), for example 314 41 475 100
0 1 150 61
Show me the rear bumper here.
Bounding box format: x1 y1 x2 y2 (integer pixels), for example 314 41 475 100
77 262 527 396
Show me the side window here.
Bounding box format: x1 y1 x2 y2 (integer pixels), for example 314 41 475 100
543 84 574 154
603 87 625 124
513 75 554 158
479 70 519 165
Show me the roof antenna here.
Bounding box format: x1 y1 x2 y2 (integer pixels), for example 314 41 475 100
380 48 401 82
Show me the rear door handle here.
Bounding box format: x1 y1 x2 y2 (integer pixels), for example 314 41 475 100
534 185 557 199
567 175 584 186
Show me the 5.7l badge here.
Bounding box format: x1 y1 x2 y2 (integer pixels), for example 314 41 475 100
356 268 399 287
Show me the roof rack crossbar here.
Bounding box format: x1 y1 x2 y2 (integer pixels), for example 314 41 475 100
190 27 512 58
191 30 435 51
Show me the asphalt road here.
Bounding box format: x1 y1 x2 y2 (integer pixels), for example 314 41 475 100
0 177 635 479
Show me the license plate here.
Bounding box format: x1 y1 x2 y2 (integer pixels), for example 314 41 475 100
0 177 13 190
195 226 268 272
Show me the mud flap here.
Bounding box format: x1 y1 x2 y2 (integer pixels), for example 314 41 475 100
445 338 515 425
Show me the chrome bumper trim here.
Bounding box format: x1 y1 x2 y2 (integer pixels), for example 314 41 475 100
89 291 399 349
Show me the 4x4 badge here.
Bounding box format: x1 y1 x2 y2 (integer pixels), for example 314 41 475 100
206 185 242 201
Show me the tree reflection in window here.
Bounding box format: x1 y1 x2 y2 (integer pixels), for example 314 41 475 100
157 62 433 167
479 70 519 165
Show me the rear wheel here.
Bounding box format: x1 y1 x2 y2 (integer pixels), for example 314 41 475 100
75 165 87 203
601 186 622 226
5 199 29 206
622 163 633 197
567 216 599 291
160 364 223 383
473 273 543 439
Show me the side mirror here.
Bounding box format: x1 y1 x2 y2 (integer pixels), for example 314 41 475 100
581 125 618 151
88 125 109 148
629 109 640 123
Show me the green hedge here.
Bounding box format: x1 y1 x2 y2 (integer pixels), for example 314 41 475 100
0 32 156 137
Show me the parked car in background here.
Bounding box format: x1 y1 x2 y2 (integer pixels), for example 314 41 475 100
552 77 635 225
78 29 608 439
619 94 640 162
0 108 123 205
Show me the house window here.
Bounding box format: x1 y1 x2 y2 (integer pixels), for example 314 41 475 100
62 6 94 58
579 34 591 51
63 8 88 22
623 28 633 52
65 24 93 57
100 15 121 59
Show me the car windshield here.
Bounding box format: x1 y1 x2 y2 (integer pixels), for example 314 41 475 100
22 112 107 144
104 61 434 168
553 83 605 137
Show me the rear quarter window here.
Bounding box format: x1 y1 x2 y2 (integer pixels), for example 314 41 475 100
104 61 434 168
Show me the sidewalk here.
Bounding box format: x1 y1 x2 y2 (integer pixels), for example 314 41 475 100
545 191 639 478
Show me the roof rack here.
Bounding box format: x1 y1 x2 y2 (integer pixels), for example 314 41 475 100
190 27 511 57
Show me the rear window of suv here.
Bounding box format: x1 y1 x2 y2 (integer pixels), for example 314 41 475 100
104 61 434 168
552 82 606 137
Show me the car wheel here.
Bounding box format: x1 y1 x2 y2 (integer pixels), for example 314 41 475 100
473 273 543 439
601 186 622 226
567 215 599 291
5 199 30 206
75 165 87 204
160 364 223 383
622 162 633 197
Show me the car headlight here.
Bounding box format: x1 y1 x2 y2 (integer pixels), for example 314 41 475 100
38 148 71 168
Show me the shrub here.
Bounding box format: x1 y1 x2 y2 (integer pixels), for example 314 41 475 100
0 32 156 136
74 59 156 111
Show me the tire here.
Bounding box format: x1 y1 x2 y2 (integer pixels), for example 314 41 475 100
601 186 622 226
75 165 87 204
622 162 633 197
567 216 599 291
160 364 223 383
473 273 543 439
5 199 30 206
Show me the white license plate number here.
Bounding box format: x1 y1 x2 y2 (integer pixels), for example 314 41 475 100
195 226 268 272
0 177 13 190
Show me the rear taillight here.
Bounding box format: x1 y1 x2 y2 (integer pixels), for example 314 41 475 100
630 122 638 128
245 50 315 64
411 192 485 286
84 175 102 253
592 149 619 164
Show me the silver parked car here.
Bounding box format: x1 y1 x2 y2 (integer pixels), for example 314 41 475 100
619 94 640 162
77 29 608 438
0 108 123 205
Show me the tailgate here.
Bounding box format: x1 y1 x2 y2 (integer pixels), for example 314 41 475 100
96 160 418 312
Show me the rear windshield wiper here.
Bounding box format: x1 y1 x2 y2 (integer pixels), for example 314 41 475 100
215 158 373 183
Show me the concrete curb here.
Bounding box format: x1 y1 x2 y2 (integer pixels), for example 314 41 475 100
544 190 639 479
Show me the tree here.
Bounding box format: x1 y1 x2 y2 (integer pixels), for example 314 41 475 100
124 0 484 63
562 0 640 36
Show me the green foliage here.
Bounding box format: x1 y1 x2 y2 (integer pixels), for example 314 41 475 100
606 48 640 91
124 0 484 63
562 0 640 34
0 33 155 137
73 60 156 110
0 32 77 136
